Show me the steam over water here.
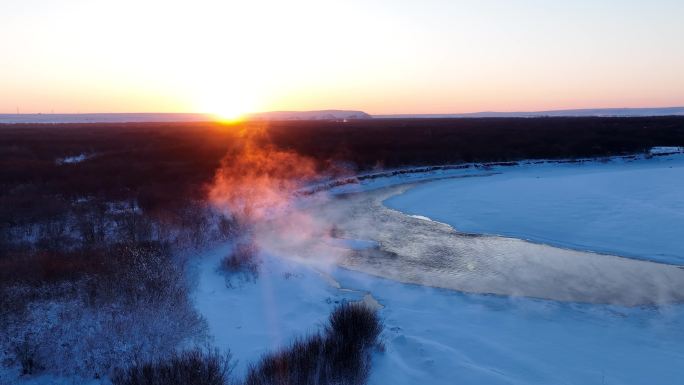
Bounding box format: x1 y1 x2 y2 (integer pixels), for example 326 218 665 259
292 184 684 306
207 129 684 307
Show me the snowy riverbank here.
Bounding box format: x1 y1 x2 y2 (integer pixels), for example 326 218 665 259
192 245 684 385
192 152 684 384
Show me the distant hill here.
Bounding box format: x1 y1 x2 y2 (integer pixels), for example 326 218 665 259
247 110 372 121
375 107 684 118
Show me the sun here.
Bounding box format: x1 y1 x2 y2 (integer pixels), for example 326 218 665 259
205 99 252 123
211 107 249 123
196 88 258 123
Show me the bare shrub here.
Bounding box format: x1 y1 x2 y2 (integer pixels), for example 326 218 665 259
327 302 383 350
12 337 41 375
245 303 383 385
220 241 260 285
112 349 233 385
217 215 239 240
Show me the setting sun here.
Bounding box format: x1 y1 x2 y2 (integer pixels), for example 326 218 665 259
195 88 259 123
209 107 249 123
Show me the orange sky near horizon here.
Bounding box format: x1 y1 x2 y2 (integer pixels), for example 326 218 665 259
2 0 683 116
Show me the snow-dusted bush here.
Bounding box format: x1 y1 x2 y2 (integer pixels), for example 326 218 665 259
112 349 232 385
245 303 382 385
220 241 260 285
0 243 208 379
2 286 206 379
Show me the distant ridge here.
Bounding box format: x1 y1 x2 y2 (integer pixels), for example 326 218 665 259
247 110 371 120
374 107 684 118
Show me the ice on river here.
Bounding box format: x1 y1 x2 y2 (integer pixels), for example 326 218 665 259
385 155 684 265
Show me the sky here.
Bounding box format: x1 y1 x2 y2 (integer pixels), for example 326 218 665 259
1 0 683 116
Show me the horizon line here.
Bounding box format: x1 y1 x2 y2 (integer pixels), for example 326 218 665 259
2 105 684 117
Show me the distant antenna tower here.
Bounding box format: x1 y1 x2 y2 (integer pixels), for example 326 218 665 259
16 107 20 114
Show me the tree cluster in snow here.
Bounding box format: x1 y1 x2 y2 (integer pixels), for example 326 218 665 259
1 242 210 380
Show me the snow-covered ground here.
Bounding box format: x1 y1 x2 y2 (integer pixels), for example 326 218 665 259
56 153 94 165
8 154 682 384
384 154 684 264
191 245 364 378
193 153 684 385
193 246 684 385
337 269 684 385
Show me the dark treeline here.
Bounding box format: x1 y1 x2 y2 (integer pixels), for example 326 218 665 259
2 116 683 212
265 116 684 167
0 122 229 221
